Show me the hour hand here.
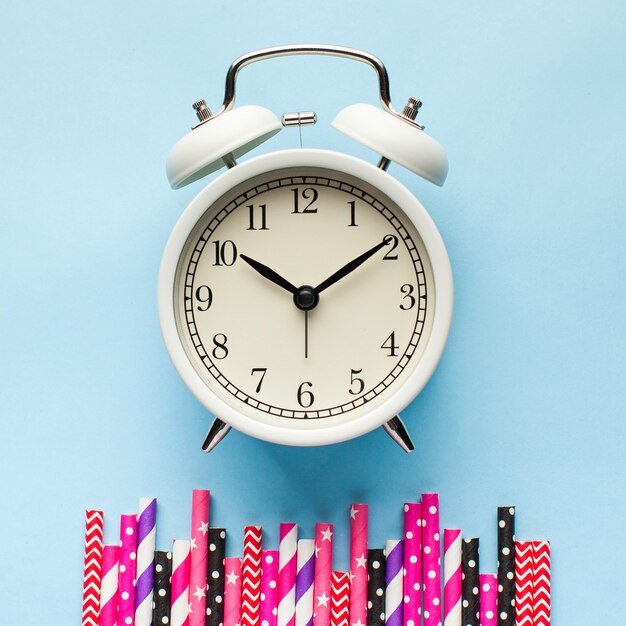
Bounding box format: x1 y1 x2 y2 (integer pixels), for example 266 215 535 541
240 254 298 295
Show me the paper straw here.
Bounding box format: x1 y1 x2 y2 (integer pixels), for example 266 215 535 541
118 513 138 626
349 504 368 626
461 538 480 626
330 572 350 626
171 539 191 626
153 550 173 626
190 490 210 626
242 526 263 626
100 545 120 626
261 550 280 626
278 523 298 626
224 557 243 626
514 541 533 626
295 539 315 626
479 574 497 626
385 540 403 626
497 507 515 626
313 523 333 626
367 548 386 626
207 528 227 626
443 529 462 626
82 509 104 626
135 497 157 626
531 541 551 626
421 493 442 626
402 503 421 626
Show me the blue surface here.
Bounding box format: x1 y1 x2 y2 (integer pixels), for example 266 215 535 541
1 1 625 623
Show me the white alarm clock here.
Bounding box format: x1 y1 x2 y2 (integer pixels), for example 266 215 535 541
158 45 453 452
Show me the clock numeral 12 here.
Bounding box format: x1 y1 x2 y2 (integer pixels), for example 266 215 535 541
381 331 399 357
212 240 238 266
291 187 318 214
247 204 269 230
297 381 314 408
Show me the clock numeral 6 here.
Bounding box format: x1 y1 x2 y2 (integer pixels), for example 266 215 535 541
212 240 238 266
297 381 314 408
194 285 213 311
250 367 267 393
212 333 229 359
291 187 318 214
399 283 416 310
383 234 399 260
381 331 399 357
349 368 365 395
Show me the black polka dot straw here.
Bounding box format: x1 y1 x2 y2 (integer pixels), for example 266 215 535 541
152 550 172 626
497 507 515 626
461 538 480 626
367 548 386 626
206 528 226 626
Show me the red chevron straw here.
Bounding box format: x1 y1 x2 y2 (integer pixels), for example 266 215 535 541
330 572 350 626
82 509 104 626
242 526 263 626
531 542 551 626
514 541 534 626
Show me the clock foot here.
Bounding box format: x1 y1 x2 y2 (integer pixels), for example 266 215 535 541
383 415 414 453
201 418 232 452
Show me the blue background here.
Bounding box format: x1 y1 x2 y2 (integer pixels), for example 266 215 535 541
1 1 624 623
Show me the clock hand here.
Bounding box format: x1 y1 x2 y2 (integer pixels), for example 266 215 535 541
314 236 392 295
240 254 299 295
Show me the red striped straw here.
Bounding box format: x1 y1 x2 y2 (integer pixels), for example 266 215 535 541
349 504 368 626
82 509 104 626
242 526 263 626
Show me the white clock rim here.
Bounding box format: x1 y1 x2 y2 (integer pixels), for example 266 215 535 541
158 148 453 446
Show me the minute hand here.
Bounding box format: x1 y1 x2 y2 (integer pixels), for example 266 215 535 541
314 237 391 295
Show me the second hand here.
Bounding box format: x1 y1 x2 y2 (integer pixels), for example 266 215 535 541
304 311 309 359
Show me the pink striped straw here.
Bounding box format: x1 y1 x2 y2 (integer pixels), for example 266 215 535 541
403 503 422 626
278 523 298 626
171 539 191 626
479 574 497 626
313 523 333 626
261 550 280 626
349 504 368 626
421 493 442 626
100 545 120 626
224 557 243 626
189 489 210 626
118 513 138 626
443 529 462 626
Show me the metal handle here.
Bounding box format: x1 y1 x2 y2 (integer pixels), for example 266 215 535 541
216 44 402 119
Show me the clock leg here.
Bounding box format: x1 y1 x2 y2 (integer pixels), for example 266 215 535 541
201 418 232 452
383 415 414 453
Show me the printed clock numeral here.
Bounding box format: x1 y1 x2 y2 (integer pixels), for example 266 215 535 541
399 284 416 310
291 187 318 213
212 333 229 359
383 234 399 260
250 367 267 393
381 331 399 357
297 381 314 408
349 368 365 395
247 203 269 230
194 285 213 311
212 240 238 266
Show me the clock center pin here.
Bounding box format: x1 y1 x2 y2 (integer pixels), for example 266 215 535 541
293 285 319 311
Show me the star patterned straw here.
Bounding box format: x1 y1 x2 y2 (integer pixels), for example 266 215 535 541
118 513 138 626
461 539 480 626
224 557 243 626
402 504 422 626
330 572 350 626
497 507 515 626
261 550 280 626
313 523 333 626
171 539 191 626
479 574 497 626
278 523 298 626
206 528 227 626
242 526 263 626
190 490 210 626
135 497 157 626
349 504 368 626
100 545 120 626
295 539 315 626
153 550 173 626
367 549 386 626
384 540 403 626
82 509 104 626
443 529 462 626
421 493 442 626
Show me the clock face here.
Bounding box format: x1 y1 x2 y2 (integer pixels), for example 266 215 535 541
171 164 437 430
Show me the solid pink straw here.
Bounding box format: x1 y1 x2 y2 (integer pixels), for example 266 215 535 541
313 523 333 626
189 489 210 626
224 557 243 626
403 503 422 626
118 514 138 626
261 550 280 626
171 539 191 626
479 574 497 626
421 493 442 626
349 504 368 626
